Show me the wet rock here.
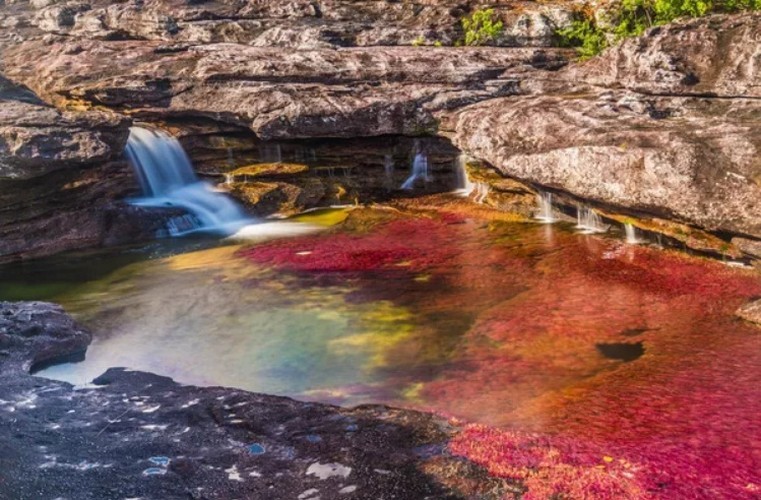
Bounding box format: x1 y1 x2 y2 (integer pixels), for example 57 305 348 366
0 302 503 498
445 14 761 240
596 341 645 362
0 301 91 372
736 299 761 326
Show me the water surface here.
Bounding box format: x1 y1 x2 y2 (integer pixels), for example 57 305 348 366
2 205 759 497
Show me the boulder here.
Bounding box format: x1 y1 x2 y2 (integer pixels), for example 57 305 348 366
445 91 761 237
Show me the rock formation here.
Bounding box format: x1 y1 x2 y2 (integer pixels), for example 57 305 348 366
1 0 760 259
444 14 761 241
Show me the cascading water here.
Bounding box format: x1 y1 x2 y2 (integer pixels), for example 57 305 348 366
384 154 395 190
453 154 475 196
535 191 556 223
473 183 490 204
624 223 643 244
125 127 252 236
259 143 282 163
576 205 607 234
400 152 430 190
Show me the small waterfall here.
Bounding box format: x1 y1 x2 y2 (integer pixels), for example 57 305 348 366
400 153 430 190
259 143 282 163
624 223 643 244
384 155 395 189
535 191 556 223
474 182 490 204
454 154 475 196
223 172 234 187
226 147 235 168
294 147 316 163
576 205 607 234
126 127 251 236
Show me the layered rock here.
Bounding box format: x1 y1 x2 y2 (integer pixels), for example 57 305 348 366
18 0 574 48
0 301 506 499
3 0 761 258
4 38 570 140
445 13 761 243
0 77 183 262
446 92 761 237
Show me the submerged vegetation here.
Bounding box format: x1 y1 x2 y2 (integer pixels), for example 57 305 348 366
558 0 761 58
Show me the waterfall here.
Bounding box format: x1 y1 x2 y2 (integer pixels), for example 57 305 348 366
125 127 251 236
226 147 235 167
474 183 490 204
259 143 282 163
535 191 556 223
453 154 475 196
624 223 643 244
400 153 430 190
576 205 607 234
384 155 395 189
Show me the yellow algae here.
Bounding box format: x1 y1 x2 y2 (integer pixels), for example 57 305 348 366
401 382 425 402
229 163 309 178
290 207 352 227
328 301 416 370
165 245 245 272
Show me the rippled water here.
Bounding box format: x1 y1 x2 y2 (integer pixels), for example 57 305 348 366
2 203 760 496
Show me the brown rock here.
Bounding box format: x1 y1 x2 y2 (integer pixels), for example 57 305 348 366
445 91 761 237
736 299 761 326
4 39 570 140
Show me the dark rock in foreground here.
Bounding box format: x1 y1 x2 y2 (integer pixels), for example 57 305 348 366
0 302 503 499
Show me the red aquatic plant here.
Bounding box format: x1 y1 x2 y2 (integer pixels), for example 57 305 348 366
240 218 461 273
238 211 761 498
449 425 648 499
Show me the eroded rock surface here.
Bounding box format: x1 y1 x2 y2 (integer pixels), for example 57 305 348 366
445 13 761 239
0 301 504 499
0 77 181 262
13 0 574 48
4 39 569 140
2 2 761 256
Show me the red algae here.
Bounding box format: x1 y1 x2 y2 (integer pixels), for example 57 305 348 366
237 210 761 498
449 425 648 499
240 217 461 273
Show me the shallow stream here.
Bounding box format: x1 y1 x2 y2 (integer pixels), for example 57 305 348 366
2 203 759 496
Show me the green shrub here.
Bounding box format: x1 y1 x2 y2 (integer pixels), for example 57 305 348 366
461 8 504 46
412 36 426 47
557 18 609 59
722 0 761 11
557 0 760 59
